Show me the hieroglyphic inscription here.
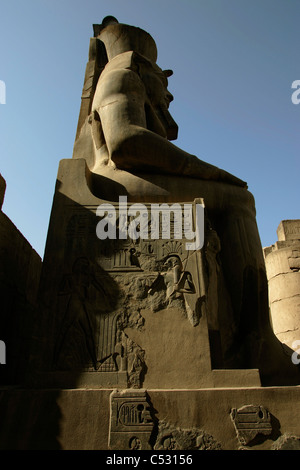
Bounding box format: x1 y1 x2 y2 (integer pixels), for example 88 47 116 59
109 389 154 450
231 405 272 446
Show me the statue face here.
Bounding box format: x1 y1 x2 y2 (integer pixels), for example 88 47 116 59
163 256 182 270
138 60 178 140
142 67 174 109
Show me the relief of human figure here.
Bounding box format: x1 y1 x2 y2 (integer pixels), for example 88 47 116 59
54 257 116 370
148 255 195 304
54 257 98 370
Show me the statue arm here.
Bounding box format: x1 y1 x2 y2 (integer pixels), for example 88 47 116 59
93 68 246 186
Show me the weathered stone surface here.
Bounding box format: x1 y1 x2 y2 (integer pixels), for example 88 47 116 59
31 164 222 389
264 220 300 352
231 405 272 446
109 389 155 450
154 420 222 450
0 386 299 450
277 220 300 242
271 433 300 450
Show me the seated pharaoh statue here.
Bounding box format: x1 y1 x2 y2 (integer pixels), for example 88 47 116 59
71 16 299 385
74 16 246 188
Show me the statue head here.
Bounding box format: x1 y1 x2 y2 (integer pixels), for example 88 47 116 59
93 17 178 141
94 16 158 63
163 255 183 271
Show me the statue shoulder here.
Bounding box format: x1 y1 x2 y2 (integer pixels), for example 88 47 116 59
93 51 146 106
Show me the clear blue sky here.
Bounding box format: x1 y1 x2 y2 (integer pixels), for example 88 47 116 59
0 0 299 258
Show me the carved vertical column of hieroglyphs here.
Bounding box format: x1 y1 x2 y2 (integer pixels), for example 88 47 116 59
263 220 300 351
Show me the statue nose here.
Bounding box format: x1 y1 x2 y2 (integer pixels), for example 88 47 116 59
167 91 174 103
164 91 174 107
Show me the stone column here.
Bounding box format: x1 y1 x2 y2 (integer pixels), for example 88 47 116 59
264 220 300 352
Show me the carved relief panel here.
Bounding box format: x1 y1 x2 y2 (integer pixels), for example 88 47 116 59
109 389 154 450
53 199 208 388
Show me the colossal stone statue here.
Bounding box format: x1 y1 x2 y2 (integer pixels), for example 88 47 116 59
33 16 300 390
74 16 245 187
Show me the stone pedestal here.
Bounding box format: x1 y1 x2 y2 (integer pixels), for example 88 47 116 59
29 158 299 392
23 161 232 386
1 386 300 450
